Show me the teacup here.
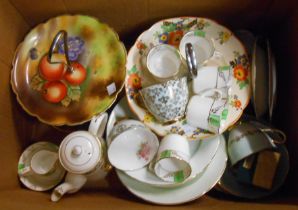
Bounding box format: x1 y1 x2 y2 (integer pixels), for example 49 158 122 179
19 150 58 176
227 121 286 166
186 89 228 133
140 76 189 123
191 66 231 95
179 31 215 69
184 42 231 94
147 44 182 79
107 119 159 171
154 134 191 183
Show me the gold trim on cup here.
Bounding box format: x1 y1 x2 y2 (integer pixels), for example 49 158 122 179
259 128 287 145
154 149 192 183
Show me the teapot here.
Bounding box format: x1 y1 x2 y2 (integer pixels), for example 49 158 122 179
51 113 111 202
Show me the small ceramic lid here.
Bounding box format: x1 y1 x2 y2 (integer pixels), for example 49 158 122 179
59 131 102 174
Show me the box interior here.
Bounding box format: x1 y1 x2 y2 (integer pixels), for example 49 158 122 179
0 0 297 209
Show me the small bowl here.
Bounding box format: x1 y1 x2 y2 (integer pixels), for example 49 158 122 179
108 122 159 171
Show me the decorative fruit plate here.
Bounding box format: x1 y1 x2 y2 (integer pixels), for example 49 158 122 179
125 17 251 140
11 15 126 126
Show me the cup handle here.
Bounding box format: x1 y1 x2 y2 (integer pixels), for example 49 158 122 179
259 128 287 144
199 88 223 101
185 43 198 78
88 113 108 138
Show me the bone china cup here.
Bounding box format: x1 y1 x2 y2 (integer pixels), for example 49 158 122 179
140 77 189 123
154 134 192 183
179 31 215 65
147 44 182 79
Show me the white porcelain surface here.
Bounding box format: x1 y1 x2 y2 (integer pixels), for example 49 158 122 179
192 66 230 94
30 150 58 175
108 126 159 171
179 31 214 64
59 131 102 174
186 94 228 133
154 134 191 183
52 113 109 202
107 119 146 146
125 135 220 187
116 135 227 205
18 142 66 191
147 44 181 79
59 114 108 174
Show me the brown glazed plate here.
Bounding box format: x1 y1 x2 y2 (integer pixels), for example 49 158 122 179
11 15 126 126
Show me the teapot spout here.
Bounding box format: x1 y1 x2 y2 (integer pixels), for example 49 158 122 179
51 173 87 202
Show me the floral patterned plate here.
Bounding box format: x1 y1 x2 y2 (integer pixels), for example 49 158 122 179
125 17 250 140
11 15 126 126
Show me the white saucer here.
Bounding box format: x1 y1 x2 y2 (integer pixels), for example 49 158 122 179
18 142 66 191
116 135 227 205
125 135 220 187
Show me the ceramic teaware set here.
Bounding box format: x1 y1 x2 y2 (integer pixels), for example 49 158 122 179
13 16 289 204
139 33 229 133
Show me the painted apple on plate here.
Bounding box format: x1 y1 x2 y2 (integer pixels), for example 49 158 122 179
64 62 87 85
39 54 66 81
42 81 67 103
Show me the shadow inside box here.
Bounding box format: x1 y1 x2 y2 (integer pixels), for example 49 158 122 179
207 187 298 206
102 170 148 204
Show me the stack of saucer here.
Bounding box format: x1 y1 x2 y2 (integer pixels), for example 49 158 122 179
107 97 227 205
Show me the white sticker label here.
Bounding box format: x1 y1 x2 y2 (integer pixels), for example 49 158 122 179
107 82 117 96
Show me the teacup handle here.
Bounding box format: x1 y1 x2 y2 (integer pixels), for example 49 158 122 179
259 128 287 144
185 43 198 78
88 113 108 138
199 88 224 100
48 30 73 73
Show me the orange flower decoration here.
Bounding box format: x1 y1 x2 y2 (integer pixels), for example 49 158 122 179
128 73 142 89
234 99 242 108
168 30 183 47
136 41 146 50
233 65 248 81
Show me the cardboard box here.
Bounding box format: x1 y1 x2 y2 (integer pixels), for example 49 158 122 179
0 0 297 209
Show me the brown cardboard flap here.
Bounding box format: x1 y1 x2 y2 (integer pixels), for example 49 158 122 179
0 0 29 66
0 0 298 207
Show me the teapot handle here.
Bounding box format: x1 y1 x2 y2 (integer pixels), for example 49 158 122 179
88 113 108 138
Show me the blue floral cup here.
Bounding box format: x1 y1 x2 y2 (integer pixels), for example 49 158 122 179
140 77 189 123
